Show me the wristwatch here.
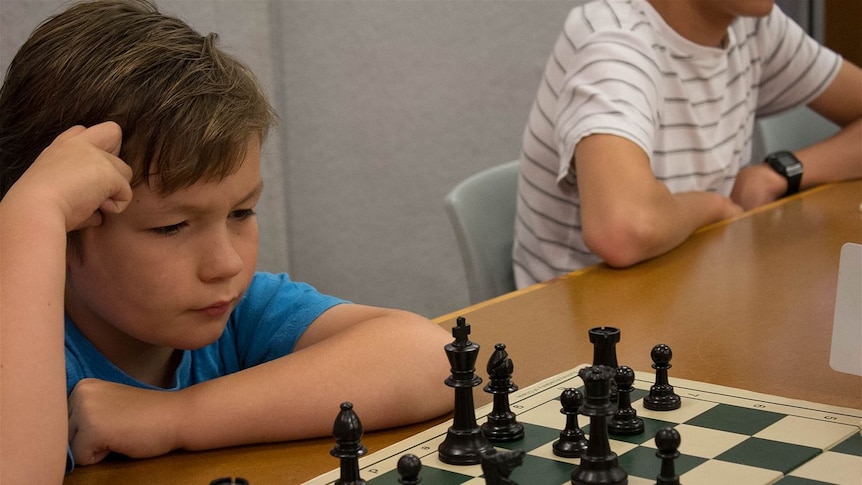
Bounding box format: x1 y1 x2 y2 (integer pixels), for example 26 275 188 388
765 151 803 197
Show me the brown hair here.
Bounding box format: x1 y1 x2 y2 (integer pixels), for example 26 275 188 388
0 0 276 197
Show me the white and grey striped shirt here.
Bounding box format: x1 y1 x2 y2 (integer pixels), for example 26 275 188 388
513 0 841 287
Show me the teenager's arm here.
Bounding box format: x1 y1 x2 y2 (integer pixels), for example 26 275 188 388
797 60 862 186
575 134 742 268
0 123 131 484
732 60 862 209
67 304 453 464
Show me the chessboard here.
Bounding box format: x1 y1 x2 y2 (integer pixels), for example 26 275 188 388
304 365 862 485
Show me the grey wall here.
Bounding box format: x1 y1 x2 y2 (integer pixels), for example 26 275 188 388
0 0 578 317
0 0 823 318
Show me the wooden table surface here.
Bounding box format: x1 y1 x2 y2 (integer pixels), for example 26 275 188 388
64 180 862 484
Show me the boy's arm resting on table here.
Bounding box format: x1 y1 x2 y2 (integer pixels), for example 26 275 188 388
0 123 132 484
732 60 862 209
575 134 742 268
67 303 453 465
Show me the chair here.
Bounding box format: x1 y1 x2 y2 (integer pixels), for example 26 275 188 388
444 160 520 305
752 106 840 161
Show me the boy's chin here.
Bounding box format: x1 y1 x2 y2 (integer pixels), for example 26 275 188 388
175 323 229 350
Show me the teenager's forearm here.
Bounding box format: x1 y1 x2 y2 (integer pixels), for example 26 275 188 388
795 117 862 189
584 187 740 268
0 198 70 484
173 316 452 451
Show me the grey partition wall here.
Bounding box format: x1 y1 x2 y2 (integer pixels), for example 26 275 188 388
1 0 579 317
0 0 823 317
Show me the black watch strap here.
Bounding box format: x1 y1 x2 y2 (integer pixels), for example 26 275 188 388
765 151 803 197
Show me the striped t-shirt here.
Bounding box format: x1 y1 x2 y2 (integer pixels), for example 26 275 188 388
512 0 841 287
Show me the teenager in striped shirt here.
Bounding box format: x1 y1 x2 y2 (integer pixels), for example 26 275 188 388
513 0 862 287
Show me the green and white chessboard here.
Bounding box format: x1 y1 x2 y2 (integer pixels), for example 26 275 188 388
305 365 862 485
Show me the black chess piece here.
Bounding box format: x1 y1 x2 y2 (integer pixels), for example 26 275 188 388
589 327 620 403
655 427 682 485
330 402 368 485
643 344 681 411
482 343 525 442
480 448 525 485
209 479 249 485
608 366 645 436
570 365 628 485
589 327 620 369
438 317 494 465
397 454 422 485
552 387 588 458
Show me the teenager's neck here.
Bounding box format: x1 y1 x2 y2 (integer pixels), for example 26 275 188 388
647 0 733 48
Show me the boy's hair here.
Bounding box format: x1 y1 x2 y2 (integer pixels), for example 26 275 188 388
0 0 276 197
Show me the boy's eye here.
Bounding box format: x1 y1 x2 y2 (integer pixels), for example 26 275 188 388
149 222 187 236
230 208 256 220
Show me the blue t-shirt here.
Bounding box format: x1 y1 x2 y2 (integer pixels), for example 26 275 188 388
64 271 345 470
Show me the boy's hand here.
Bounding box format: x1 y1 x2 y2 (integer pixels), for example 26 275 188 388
67 379 183 466
7 122 133 231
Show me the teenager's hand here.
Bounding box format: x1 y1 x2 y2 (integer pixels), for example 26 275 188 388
67 379 184 465
5 122 133 231
730 163 787 210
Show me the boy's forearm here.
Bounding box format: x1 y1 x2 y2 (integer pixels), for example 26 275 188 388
172 315 452 451
0 197 70 483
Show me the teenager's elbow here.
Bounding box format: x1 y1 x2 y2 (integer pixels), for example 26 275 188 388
582 212 663 268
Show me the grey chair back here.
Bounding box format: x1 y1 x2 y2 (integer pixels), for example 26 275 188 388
444 160 520 305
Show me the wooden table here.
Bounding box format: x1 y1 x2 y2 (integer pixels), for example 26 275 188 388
64 180 862 484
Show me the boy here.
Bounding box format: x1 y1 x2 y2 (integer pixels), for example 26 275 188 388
513 0 862 287
0 1 452 483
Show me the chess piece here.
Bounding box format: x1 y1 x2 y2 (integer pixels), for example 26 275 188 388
482 343 525 442
589 327 620 403
480 448 525 485
570 365 628 485
397 454 422 485
655 427 682 485
552 387 588 458
330 402 368 485
589 327 620 369
643 344 681 411
608 366 645 436
438 317 494 465
209 479 249 485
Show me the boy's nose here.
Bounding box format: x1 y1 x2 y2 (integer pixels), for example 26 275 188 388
198 231 245 281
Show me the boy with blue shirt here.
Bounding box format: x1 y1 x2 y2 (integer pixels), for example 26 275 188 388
0 1 452 483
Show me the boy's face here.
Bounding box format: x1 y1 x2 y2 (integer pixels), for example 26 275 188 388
65 136 263 353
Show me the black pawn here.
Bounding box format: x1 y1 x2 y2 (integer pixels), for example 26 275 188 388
438 317 494 465
570 365 627 485
209 479 249 485
330 402 367 485
608 366 645 436
589 327 621 403
482 343 525 442
397 454 422 485
643 344 681 411
655 427 682 485
552 388 588 458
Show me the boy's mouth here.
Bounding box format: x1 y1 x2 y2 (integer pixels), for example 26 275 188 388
194 299 235 318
